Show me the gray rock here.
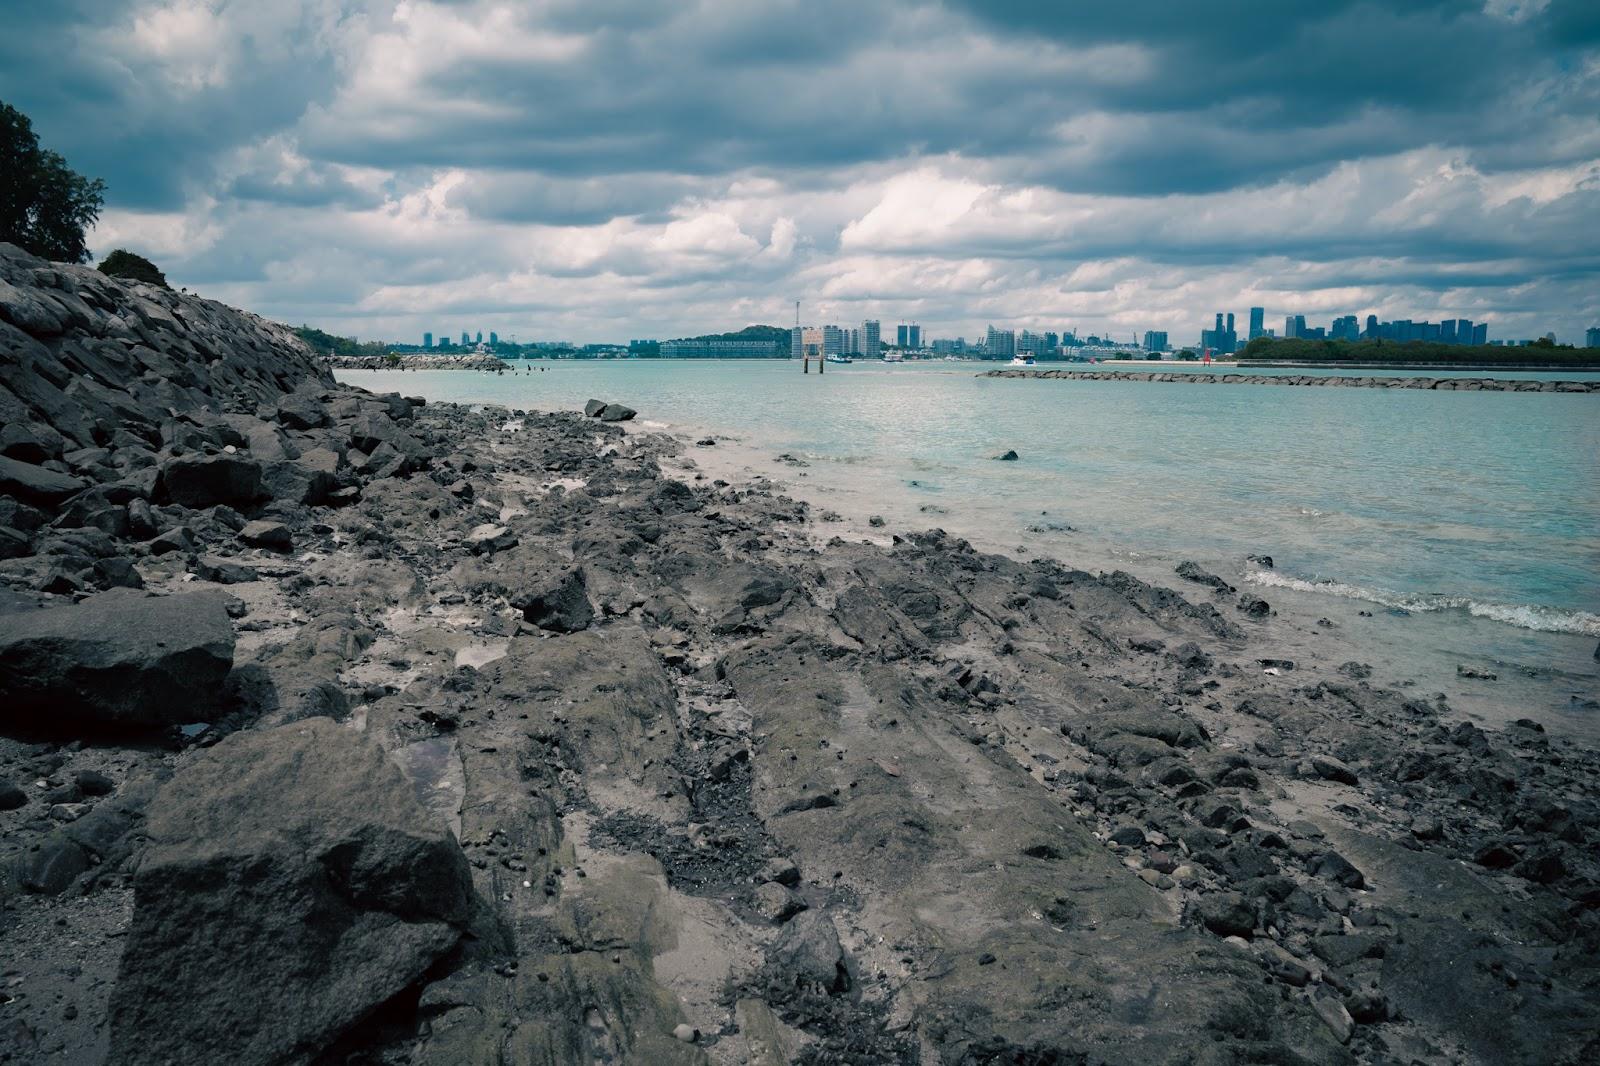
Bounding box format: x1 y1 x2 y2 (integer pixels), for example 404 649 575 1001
598 402 637 422
466 523 518 555
752 881 807 923
584 398 607 417
768 910 851 995
1310 753 1359 786
21 837 90 894
1311 993 1354 1044
993 449 1019 461
160 453 263 508
193 555 260 584
1237 593 1271 617
511 566 594 633
108 718 480 1066
0 454 87 505
0 781 27 809
1191 892 1255 938
239 519 292 551
0 588 236 728
1174 560 1233 591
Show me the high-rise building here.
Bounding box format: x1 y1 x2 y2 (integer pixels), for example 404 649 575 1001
1142 330 1168 351
823 325 847 357
862 320 880 355
475 331 483 344
461 331 471 346
1587 327 1600 348
489 331 499 346
790 326 804 358
896 323 922 349
1043 331 1059 351
1472 323 1487 345
985 326 1015 358
423 332 433 348
1365 314 1380 339
1284 315 1307 339
1331 315 1359 341
1201 312 1238 354
1248 307 1265 340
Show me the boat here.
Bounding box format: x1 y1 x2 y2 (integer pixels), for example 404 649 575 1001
826 353 853 364
883 351 904 363
1008 354 1036 367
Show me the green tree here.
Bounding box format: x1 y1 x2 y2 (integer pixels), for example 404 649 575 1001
99 248 169 289
1 101 106 263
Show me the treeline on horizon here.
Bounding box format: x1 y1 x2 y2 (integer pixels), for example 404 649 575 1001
1238 336 1600 365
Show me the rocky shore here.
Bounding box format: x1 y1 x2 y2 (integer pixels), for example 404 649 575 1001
984 368 1600 391
2 241 1598 1065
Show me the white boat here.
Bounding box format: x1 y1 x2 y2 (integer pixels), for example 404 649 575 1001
1009 355 1036 367
883 351 904 363
825 353 853 364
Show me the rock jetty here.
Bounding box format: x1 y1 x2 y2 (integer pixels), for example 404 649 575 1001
324 352 505 371
984 367 1600 391
2 240 1597 1064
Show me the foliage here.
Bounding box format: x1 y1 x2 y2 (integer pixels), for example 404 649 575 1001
292 325 387 358
0 101 105 263
1238 336 1599 365
668 324 792 345
99 248 169 289
1175 349 1199 361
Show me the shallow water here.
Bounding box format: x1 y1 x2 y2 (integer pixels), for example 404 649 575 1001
340 359 1600 739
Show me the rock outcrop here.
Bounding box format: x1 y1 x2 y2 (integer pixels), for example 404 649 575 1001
0 588 235 728
107 718 481 1066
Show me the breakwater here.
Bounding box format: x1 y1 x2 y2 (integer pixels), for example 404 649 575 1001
323 353 504 371
984 368 1600 392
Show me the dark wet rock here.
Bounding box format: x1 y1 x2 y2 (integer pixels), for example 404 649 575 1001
109 718 481 1066
1310 850 1367 889
159 453 263 508
238 519 292 551
0 781 28 809
193 555 260 584
0 454 86 505
1236 593 1271 617
1246 553 1274 568
75 769 115 796
0 588 235 729
767 910 851 996
992 449 1019 461
597 403 636 422
1174 560 1233 592
584 398 607 417
511 566 594 633
1336 661 1372 680
1190 892 1255 937
146 524 196 556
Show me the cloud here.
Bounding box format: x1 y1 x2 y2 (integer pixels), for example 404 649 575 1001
0 0 1594 343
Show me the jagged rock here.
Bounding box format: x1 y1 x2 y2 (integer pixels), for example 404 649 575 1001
160 453 263 508
584 398 607 417
510 566 594 633
1191 892 1256 938
598 402 637 422
0 781 27 809
1174 560 1233 592
0 588 235 728
108 718 480 1066
768 910 851 995
1310 753 1359 786
993 449 1019 461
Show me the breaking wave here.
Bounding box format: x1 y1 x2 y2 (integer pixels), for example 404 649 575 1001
1243 569 1600 637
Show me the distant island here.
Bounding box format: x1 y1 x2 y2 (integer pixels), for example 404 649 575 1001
1238 336 1600 367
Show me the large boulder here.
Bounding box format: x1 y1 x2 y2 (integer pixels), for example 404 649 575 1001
511 565 594 633
0 589 235 728
0 454 87 505
159 453 263 508
108 718 480 1066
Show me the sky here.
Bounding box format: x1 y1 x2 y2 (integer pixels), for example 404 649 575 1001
2 0 1598 345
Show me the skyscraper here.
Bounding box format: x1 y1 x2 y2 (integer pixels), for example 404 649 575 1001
862 320 880 355
1587 327 1600 348
423 332 433 348
461 331 470 346
1248 307 1264 340
896 323 922 349
985 326 1015 357
1142 331 1168 351
489 331 498 346
823 325 846 356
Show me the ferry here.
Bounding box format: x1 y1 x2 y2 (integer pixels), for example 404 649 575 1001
1008 354 1037 367
825 353 853 365
882 351 904 363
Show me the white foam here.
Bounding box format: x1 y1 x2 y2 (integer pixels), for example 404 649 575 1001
1243 569 1600 636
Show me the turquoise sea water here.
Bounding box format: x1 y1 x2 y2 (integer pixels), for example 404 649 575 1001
341 359 1600 734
